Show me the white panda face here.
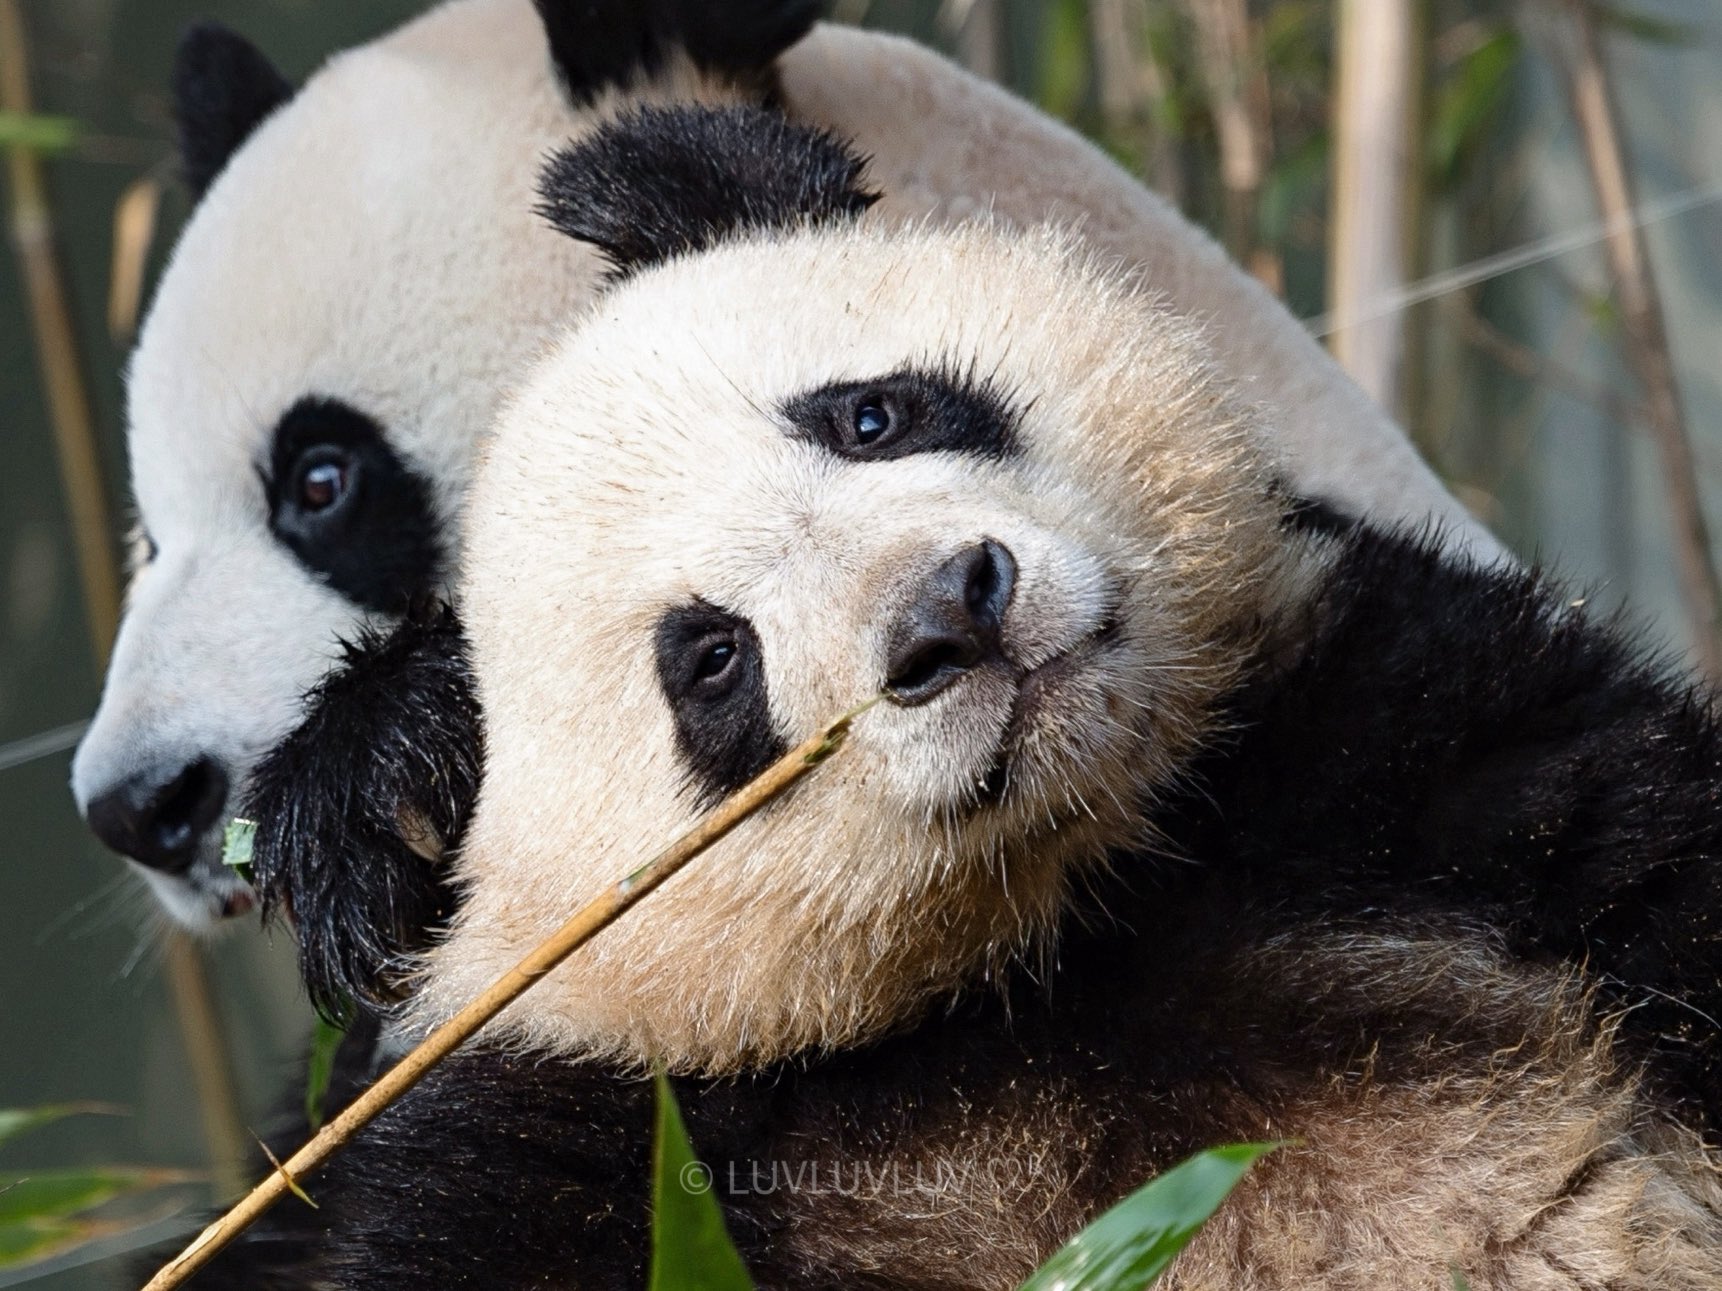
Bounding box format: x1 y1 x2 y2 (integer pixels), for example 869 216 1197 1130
406 219 1290 1070
69 1 769 927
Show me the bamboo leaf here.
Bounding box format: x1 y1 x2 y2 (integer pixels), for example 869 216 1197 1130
1018 1143 1277 1291
0 1105 118 1148
648 1072 754 1291
0 109 78 154
304 1018 346 1131
1428 29 1520 190
0 1216 90 1267
0 1167 190 1226
1591 4 1696 46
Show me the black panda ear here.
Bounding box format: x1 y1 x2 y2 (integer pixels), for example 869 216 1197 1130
245 601 482 1023
529 0 823 106
537 104 878 278
172 22 294 200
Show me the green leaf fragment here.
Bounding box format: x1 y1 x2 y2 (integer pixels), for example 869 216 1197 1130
0 1167 190 1226
0 110 80 154
0 1104 120 1149
648 1072 754 1291
1018 1142 1278 1291
222 818 257 883
305 1017 347 1131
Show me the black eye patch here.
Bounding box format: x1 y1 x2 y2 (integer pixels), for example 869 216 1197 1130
654 601 786 809
780 365 1022 462
263 397 443 614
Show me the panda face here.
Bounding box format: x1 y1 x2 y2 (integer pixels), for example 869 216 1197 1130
69 2 762 927
403 220 1291 1070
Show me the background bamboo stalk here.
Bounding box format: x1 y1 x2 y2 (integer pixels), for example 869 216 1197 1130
1091 0 1182 208
143 700 870 1291
0 0 250 1203
1561 0 1722 681
1326 0 1417 414
1184 0 1277 289
944 0 1004 81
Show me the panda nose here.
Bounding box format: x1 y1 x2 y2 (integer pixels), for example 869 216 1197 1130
886 539 1017 704
84 757 229 874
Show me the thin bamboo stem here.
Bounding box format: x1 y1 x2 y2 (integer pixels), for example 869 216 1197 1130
1326 0 1417 413
1562 0 1722 681
142 698 876 1291
1185 0 1276 288
0 0 251 1201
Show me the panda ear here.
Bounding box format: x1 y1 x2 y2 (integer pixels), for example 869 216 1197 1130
529 0 823 106
536 104 879 278
171 22 294 201
245 601 482 1022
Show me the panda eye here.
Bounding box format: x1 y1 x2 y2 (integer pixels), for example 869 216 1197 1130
852 400 892 446
692 637 738 684
264 397 443 615
294 453 353 514
782 368 1022 462
654 602 787 807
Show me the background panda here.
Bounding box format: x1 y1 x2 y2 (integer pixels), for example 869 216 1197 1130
69 0 1501 933
214 105 1722 1289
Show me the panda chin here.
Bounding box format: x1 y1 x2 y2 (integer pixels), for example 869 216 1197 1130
973 610 1128 813
135 856 256 932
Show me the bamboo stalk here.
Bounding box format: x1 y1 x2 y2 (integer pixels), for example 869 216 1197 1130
943 0 1003 81
1326 0 1417 414
0 0 251 1201
142 698 876 1291
0 0 118 656
1091 0 1182 207
1562 0 1722 681
1184 0 1276 289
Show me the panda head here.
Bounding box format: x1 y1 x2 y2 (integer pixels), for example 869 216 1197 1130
69 1 819 929
248 104 1298 1068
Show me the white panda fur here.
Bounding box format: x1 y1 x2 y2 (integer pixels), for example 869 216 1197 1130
211 107 1722 1289
73 0 1499 931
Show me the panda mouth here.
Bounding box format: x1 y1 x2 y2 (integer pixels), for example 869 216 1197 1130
977 608 1123 806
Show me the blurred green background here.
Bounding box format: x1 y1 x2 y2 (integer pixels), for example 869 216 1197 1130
0 1 1718 1285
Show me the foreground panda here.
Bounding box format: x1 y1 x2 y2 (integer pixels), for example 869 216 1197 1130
70 0 1501 932
194 107 1722 1289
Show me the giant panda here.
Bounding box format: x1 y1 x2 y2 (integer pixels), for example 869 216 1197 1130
192 105 1722 1290
70 0 1502 933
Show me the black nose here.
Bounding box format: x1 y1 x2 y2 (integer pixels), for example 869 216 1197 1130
84 758 229 873
886 539 1017 704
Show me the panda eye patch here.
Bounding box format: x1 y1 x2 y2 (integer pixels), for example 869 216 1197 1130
264 397 443 615
655 601 787 807
781 364 1021 462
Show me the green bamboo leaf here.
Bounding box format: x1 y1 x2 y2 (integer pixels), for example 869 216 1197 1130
222 818 257 884
0 1167 188 1226
1427 29 1520 190
0 1105 120 1148
648 1072 754 1291
0 110 79 154
304 1017 347 1130
0 1215 88 1267
1018 1143 1278 1291
1591 4 1696 46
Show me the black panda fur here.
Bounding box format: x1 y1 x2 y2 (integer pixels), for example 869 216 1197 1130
248 603 481 1021
536 104 879 278
530 0 824 105
172 22 294 199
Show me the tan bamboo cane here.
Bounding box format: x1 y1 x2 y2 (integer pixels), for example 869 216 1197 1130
142 697 877 1290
